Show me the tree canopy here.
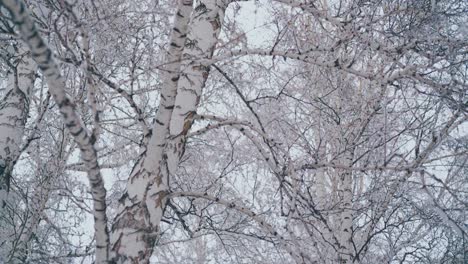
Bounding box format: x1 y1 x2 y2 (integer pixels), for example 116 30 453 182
0 0 467 263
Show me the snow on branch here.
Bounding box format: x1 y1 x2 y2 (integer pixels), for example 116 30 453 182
0 0 110 262
168 191 309 263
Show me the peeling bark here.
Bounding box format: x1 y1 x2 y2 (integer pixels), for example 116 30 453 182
110 1 194 263
167 0 228 171
110 1 229 262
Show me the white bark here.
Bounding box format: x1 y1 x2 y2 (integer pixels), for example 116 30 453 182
0 45 36 208
0 0 110 262
110 1 230 262
336 149 354 264
0 44 36 263
110 1 194 262
168 0 228 141
334 85 356 264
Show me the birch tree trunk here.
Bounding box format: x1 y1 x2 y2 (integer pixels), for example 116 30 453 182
0 45 36 208
0 0 110 262
109 1 194 262
325 82 357 264
110 1 228 262
336 148 355 264
167 0 227 174
335 82 357 264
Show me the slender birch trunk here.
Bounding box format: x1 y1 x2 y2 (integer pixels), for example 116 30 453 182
110 1 228 262
167 0 227 174
0 0 110 262
0 45 36 208
336 148 354 264
328 84 356 263
313 132 337 262
109 1 194 262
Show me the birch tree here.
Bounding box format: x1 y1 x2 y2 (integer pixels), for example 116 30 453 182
0 0 466 263
0 43 36 208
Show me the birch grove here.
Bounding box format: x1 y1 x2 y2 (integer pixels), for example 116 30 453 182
0 0 467 263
